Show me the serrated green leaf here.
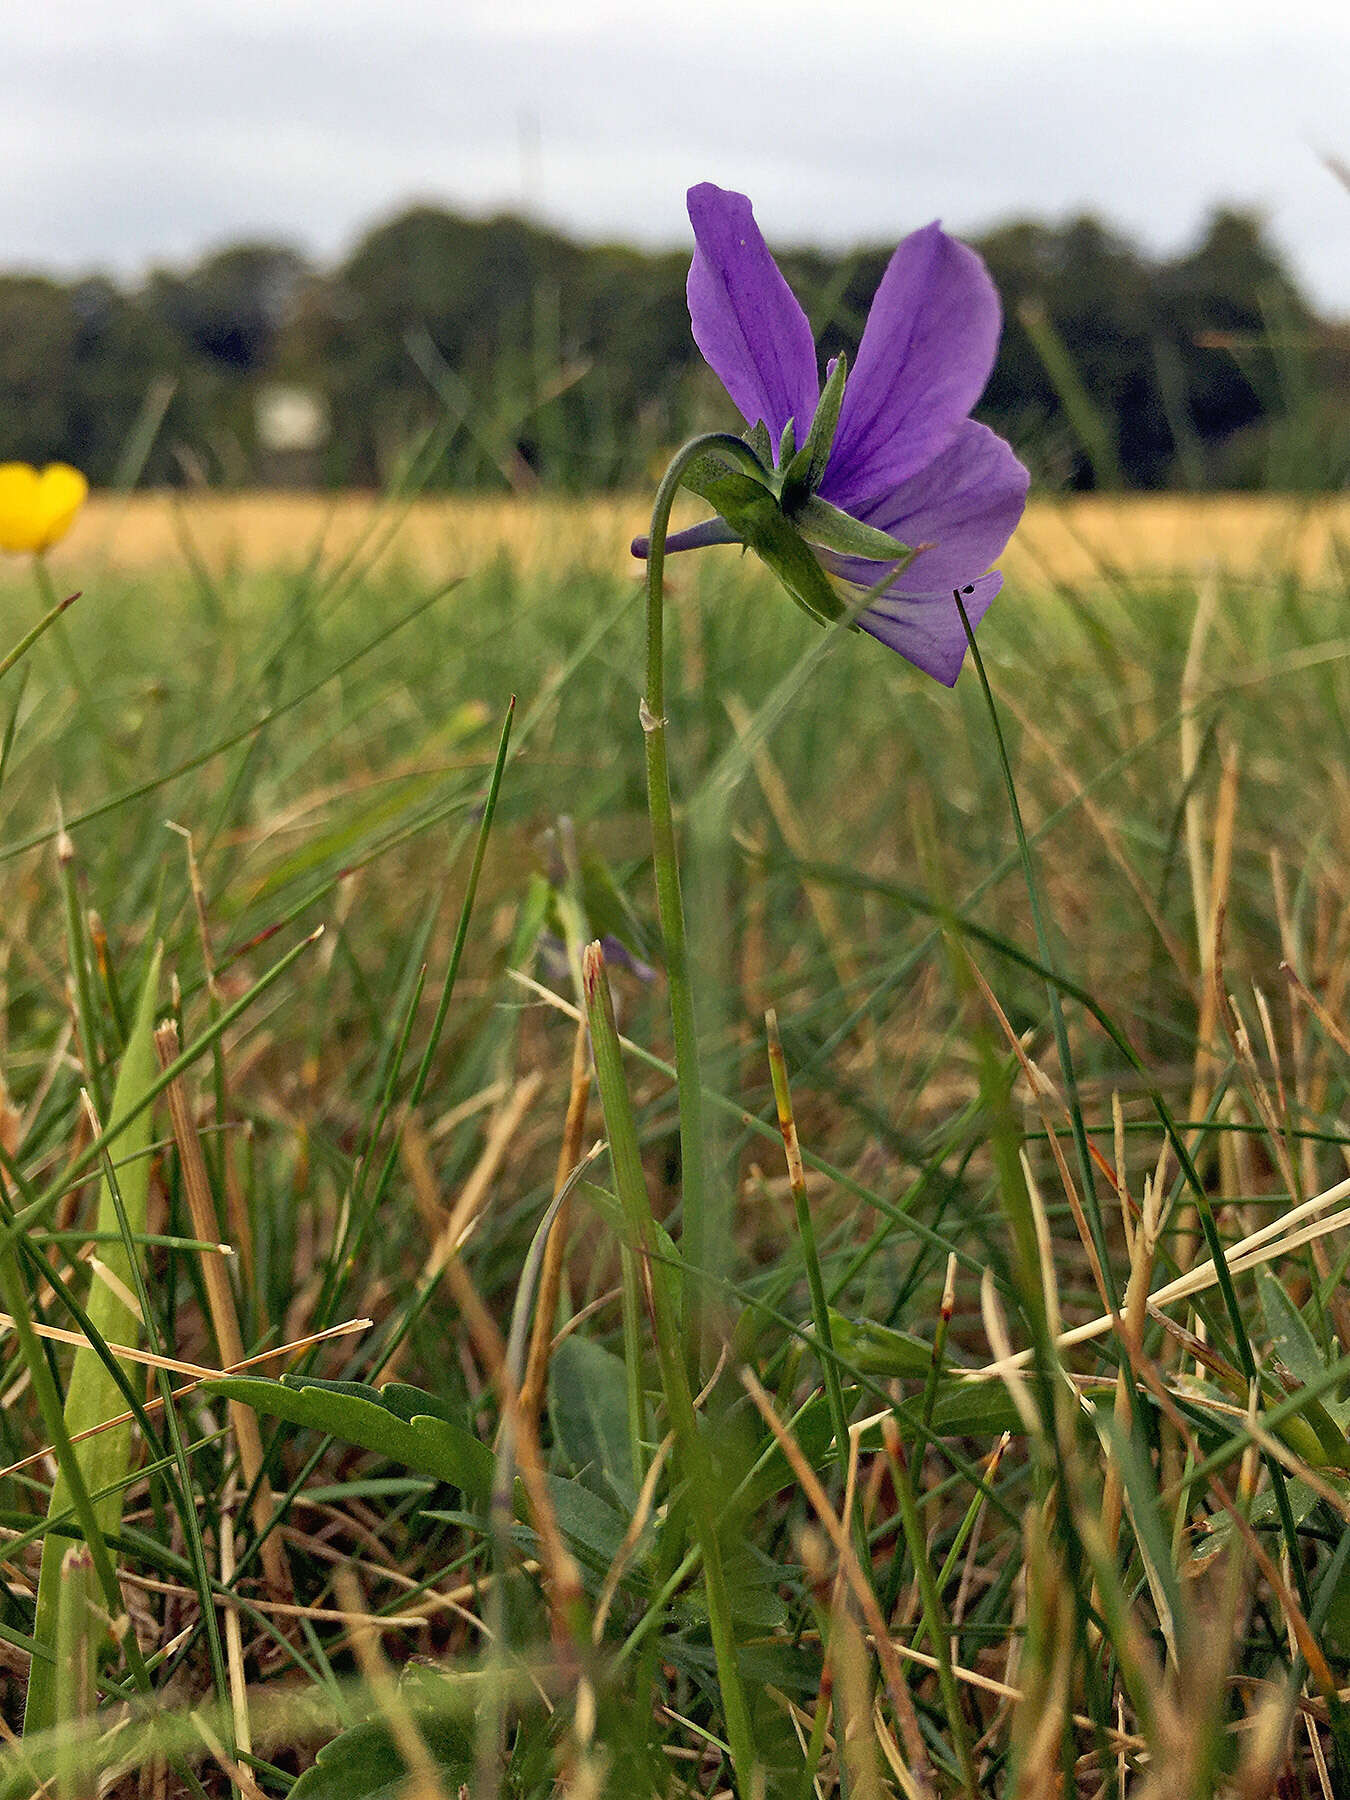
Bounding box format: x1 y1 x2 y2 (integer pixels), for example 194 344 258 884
212 1373 641 1576
291 1671 474 1800
208 1375 494 1500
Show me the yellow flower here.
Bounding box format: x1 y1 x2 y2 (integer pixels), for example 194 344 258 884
0 462 89 554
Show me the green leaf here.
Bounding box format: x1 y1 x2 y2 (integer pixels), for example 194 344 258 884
549 1334 637 1505
1091 1403 1185 1650
1320 1540 1350 1653
1253 1272 1350 1467
575 1181 681 1319
927 1381 1029 1438
1191 1475 1326 1565
207 1375 494 1500
214 1374 640 1575
1259 1268 1350 1428
291 1668 474 1800
827 1313 948 1379
675 1540 789 1630
540 1477 634 1568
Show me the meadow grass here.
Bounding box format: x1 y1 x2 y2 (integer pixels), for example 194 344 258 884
1 494 1350 1795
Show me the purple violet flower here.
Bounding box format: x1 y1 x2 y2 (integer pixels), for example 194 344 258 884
635 183 1030 686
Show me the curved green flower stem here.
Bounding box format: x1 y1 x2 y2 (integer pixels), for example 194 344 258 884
642 433 771 1358
582 942 757 1796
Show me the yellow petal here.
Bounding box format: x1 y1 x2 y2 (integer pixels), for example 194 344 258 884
0 462 89 554
0 463 43 554
31 463 89 551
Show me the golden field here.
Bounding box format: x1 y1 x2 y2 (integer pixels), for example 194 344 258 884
35 488 1350 589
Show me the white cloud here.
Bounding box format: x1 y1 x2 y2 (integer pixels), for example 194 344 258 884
2 1 1346 312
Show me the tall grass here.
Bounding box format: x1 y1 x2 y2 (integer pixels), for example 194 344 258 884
1 498 1350 1795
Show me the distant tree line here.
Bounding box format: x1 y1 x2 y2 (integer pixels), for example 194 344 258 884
1 202 1346 493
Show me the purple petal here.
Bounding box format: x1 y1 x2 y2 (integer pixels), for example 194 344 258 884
825 422 1028 596
857 574 1002 687
631 516 739 559
820 224 1001 514
686 183 819 446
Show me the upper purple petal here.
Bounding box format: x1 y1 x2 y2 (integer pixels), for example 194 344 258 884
820 223 1001 514
686 183 819 447
826 421 1029 597
857 574 1002 687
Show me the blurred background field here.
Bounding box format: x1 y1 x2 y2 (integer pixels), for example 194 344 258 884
24 488 1350 588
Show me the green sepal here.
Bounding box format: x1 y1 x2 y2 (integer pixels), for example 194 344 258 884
680 459 848 626
781 352 847 508
745 420 774 467
776 417 797 468
788 492 917 567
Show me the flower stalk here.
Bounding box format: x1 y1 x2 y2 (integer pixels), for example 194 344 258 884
581 940 757 1794
642 431 772 1356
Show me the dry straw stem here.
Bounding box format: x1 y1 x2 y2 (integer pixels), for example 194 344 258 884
1181 571 1220 967
1178 744 1241 1269
997 688 1191 977
425 1070 543 1273
965 957 1110 1315
433 1248 586 1660
739 1367 935 1799
520 1017 591 1426
331 1564 443 1800
0 1316 369 1489
966 1164 1350 1383
154 1018 288 1597
218 1481 255 1787
118 1569 433 1631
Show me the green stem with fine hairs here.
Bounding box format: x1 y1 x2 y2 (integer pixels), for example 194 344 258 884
641 432 773 1357
582 941 757 1795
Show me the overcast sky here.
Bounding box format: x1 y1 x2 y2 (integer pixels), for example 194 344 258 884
4 0 1349 313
